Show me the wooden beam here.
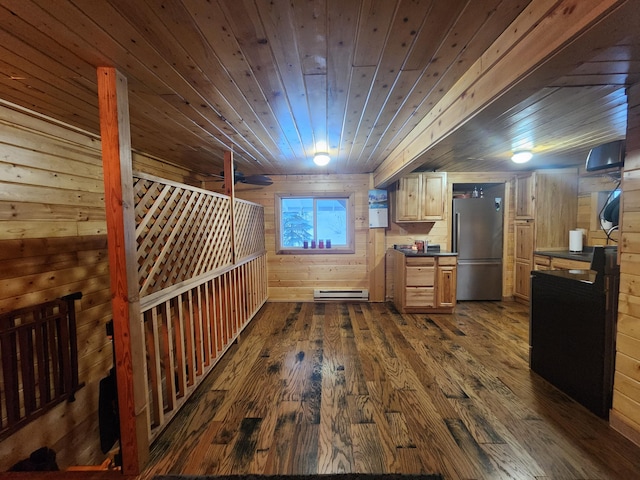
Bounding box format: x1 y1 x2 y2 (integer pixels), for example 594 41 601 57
96 67 149 475
373 0 624 188
223 150 235 198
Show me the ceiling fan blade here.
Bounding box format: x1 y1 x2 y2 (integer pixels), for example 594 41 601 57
209 171 272 186
241 174 273 186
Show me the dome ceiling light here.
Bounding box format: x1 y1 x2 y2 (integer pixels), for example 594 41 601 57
512 150 533 164
313 152 330 166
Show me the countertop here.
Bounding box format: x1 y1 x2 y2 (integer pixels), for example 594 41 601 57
532 268 597 284
534 247 594 262
393 248 458 257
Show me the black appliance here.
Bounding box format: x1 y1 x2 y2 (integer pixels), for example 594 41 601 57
585 139 625 171
529 247 619 418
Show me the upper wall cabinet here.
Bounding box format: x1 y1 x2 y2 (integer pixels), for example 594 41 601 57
515 174 535 219
513 168 579 302
395 172 447 222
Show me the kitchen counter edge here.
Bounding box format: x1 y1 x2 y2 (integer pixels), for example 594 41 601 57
534 249 594 262
393 249 458 257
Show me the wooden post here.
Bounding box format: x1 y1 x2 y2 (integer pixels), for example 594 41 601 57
96 67 150 475
224 151 236 264
368 174 386 302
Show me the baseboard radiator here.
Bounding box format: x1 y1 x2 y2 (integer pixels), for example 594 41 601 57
313 289 369 301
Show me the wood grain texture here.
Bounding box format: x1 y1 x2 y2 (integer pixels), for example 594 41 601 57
0 100 209 471
0 102 115 471
612 81 640 445
233 174 370 302
0 1 635 180
137 301 640 479
96 66 148 475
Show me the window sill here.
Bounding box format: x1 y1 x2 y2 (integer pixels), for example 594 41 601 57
277 247 354 255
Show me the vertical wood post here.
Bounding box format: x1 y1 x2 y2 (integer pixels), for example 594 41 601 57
368 174 386 301
224 151 236 264
96 67 150 474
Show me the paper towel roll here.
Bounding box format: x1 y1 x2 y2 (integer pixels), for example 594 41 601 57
569 229 583 252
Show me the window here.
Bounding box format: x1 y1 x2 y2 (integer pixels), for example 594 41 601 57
275 192 355 254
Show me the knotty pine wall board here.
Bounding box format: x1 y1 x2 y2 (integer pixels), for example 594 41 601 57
232 174 370 302
0 102 197 470
611 81 640 447
0 102 113 468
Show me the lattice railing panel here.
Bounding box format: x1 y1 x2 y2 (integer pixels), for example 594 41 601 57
234 199 265 261
134 175 232 297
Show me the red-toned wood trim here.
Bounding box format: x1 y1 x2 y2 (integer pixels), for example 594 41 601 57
96 66 149 475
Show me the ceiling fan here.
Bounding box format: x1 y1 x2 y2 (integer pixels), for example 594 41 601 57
210 170 273 186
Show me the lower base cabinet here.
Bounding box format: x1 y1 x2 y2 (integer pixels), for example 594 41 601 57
393 250 457 313
437 262 457 308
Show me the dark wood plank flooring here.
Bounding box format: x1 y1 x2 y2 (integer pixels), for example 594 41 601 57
137 301 640 480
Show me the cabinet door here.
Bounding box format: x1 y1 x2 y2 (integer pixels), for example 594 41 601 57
421 173 446 220
515 222 534 262
437 266 457 307
395 174 422 221
515 174 535 219
514 260 532 300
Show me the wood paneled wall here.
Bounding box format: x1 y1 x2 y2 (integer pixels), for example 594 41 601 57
0 104 109 470
232 171 517 302
611 82 640 446
228 174 370 302
0 103 195 470
577 166 621 245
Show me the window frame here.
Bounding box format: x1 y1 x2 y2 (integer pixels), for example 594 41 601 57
275 192 355 254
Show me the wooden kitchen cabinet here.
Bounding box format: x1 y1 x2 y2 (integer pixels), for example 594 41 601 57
513 169 578 302
514 260 532 299
515 221 534 300
393 250 457 313
515 174 535 219
437 257 457 308
533 255 551 270
533 254 590 271
395 172 447 222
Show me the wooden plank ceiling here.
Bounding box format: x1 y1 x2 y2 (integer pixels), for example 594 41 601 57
0 0 639 180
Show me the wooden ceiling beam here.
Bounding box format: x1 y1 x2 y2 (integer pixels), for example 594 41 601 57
373 0 625 188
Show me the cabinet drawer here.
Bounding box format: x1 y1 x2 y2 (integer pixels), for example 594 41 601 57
437 256 457 266
405 287 435 307
406 257 436 266
551 258 591 270
406 267 435 286
533 255 551 271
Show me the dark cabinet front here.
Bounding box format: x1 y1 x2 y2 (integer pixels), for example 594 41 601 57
530 260 617 419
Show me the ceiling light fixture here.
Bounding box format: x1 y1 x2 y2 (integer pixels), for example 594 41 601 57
511 150 533 164
313 152 330 166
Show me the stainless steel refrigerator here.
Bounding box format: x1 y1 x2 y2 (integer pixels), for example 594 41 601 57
452 186 504 300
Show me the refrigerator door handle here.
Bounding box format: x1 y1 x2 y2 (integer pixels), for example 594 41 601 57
453 212 460 253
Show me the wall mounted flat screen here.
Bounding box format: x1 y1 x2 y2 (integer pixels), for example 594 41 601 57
585 139 625 171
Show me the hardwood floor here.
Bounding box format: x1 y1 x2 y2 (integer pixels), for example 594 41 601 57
138 301 640 480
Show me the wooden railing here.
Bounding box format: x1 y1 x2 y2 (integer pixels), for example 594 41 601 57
0 293 83 440
133 173 267 440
